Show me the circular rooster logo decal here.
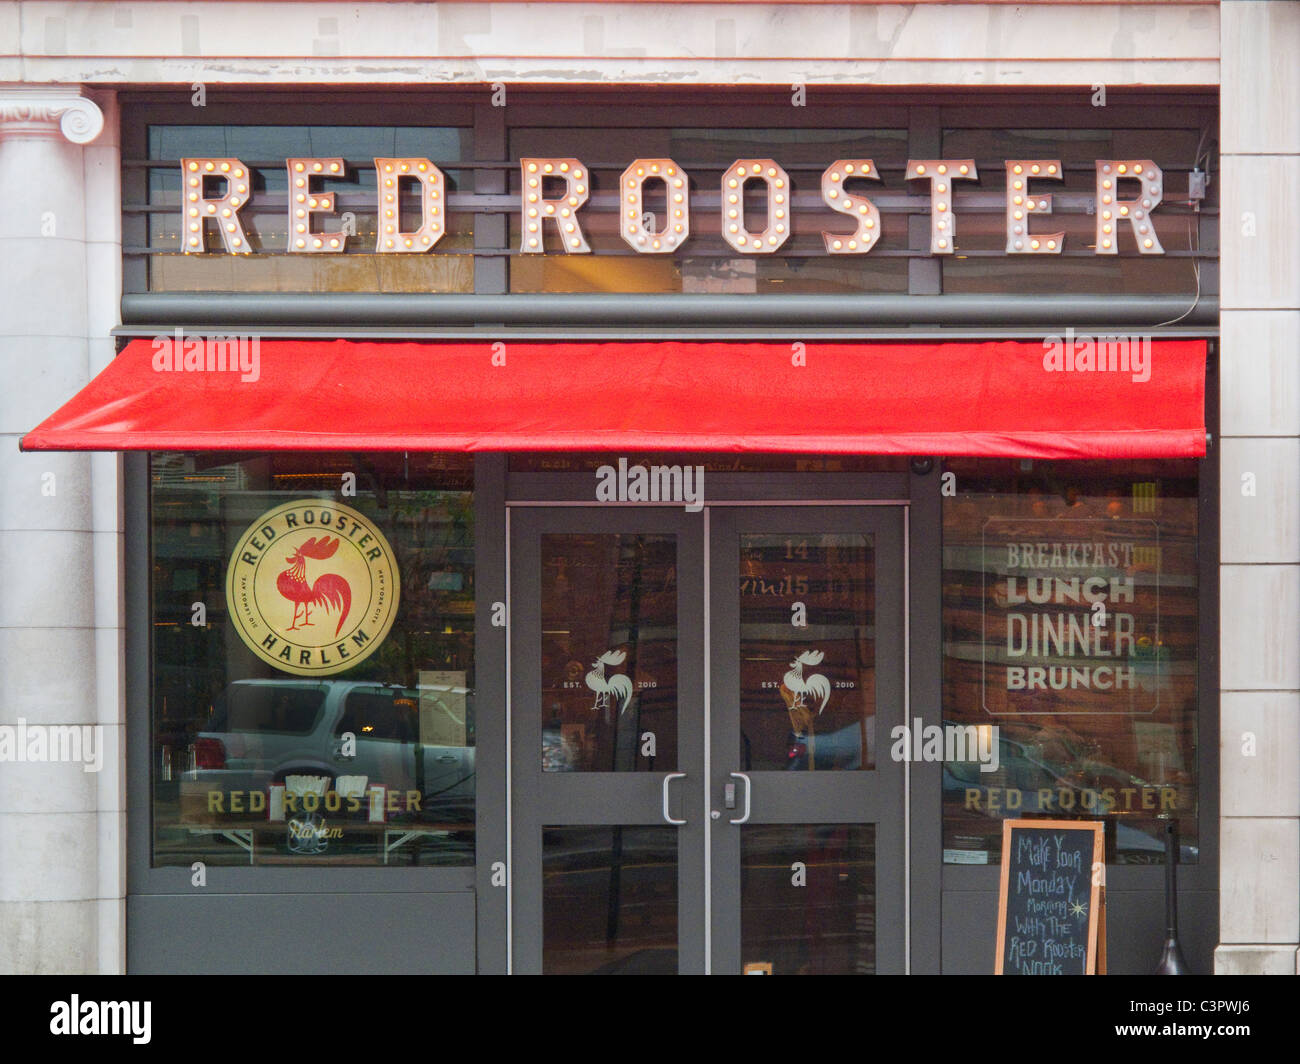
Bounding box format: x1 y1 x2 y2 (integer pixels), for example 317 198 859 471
225 500 400 676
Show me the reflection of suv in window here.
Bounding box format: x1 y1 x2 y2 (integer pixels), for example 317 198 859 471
192 679 474 822
942 722 1197 862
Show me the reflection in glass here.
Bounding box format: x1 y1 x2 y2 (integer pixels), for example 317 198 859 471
146 125 475 293
739 534 875 771
543 826 678 974
940 459 1200 864
938 126 1214 295
506 126 909 295
540 534 678 772
742 825 875 975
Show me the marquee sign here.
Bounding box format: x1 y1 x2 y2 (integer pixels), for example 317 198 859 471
225 500 400 676
180 155 1166 257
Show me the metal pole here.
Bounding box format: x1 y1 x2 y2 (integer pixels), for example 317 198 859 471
1154 815 1190 975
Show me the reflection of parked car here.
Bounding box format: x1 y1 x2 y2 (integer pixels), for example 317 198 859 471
784 719 876 771
943 726 1197 861
193 679 474 822
943 727 1150 795
542 723 579 772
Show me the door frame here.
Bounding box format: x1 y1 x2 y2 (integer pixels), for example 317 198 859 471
507 504 707 973
504 497 915 974
708 503 907 974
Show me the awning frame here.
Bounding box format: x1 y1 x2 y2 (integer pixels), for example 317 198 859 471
21 337 1210 459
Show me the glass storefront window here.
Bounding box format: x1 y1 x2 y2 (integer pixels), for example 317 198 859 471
150 452 475 866
941 459 1200 865
506 126 909 294
938 127 1215 295
543 826 678 974
741 825 876 975
540 534 678 773
132 108 1217 298
739 534 876 771
145 125 475 293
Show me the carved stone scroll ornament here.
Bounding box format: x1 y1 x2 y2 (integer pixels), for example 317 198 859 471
0 89 104 144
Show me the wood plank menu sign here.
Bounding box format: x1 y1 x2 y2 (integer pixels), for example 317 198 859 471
995 819 1106 975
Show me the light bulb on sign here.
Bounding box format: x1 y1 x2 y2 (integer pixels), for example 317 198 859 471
906 159 977 254
1095 160 1164 255
619 159 689 253
372 158 446 253
180 158 252 254
821 159 881 254
519 159 590 253
721 159 792 254
283 158 347 253
1004 160 1064 254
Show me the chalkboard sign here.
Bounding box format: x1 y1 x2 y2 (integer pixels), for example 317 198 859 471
995 819 1106 975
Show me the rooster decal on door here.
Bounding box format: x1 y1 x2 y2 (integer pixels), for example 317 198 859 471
277 536 352 636
783 649 831 716
586 649 635 720
781 649 832 751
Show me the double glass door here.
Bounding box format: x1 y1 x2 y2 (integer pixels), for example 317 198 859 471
510 505 904 974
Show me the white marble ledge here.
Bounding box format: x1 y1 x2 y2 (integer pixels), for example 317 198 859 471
1213 944 1300 976
0 55 1222 87
0 2 1221 85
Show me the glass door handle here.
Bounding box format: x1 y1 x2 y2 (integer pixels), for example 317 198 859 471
662 772 687 825
729 772 751 825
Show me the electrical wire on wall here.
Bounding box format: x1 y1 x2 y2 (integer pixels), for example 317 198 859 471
1153 127 1216 328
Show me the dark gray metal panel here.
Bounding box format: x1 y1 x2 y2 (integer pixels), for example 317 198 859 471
127 892 476 974
125 452 152 896
120 292 1220 328
909 105 941 159
1107 890 1219 975
908 106 943 297
907 465 944 974
508 507 542 974
121 108 149 295
708 511 743 972
940 889 1219 975
539 775 689 824
506 472 911 503
474 102 508 298
133 862 473 894
473 453 508 973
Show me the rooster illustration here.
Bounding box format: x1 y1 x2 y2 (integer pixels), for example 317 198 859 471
783 649 831 716
277 536 352 636
585 649 634 720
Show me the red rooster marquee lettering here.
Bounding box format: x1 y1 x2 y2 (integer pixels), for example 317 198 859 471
225 500 400 676
179 156 1168 257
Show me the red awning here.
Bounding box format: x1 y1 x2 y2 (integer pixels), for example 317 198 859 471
20 337 1206 457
